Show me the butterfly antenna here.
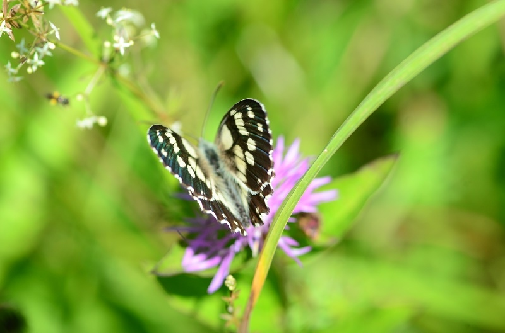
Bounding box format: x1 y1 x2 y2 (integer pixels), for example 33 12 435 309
137 119 159 126
201 81 224 140
176 229 189 244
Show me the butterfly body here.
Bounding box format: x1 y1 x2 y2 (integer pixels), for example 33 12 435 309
147 99 274 235
197 139 251 227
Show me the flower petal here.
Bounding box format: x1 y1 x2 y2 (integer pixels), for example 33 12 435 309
272 136 285 165
282 138 300 168
207 250 235 293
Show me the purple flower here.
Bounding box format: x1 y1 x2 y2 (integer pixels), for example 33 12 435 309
172 137 338 293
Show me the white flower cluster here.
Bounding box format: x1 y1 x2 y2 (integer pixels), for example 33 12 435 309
96 7 159 56
76 115 108 129
5 37 57 81
2 3 160 131
0 20 12 39
1 0 74 82
43 0 79 9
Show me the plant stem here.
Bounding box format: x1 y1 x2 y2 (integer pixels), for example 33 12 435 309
55 41 166 118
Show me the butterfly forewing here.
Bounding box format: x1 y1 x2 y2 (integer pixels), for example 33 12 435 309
216 99 274 226
148 125 214 199
216 99 274 193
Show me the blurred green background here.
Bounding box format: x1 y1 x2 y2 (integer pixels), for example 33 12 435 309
1 0 505 332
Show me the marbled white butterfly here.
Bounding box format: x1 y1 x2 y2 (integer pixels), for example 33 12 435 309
147 99 274 236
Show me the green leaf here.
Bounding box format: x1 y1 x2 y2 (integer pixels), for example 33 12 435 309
290 253 505 331
317 154 398 245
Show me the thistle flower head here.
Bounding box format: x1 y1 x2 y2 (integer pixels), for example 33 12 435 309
171 137 337 293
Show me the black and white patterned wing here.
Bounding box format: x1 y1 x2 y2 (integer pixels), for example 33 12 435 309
147 125 214 200
215 99 274 226
148 123 252 236
198 198 247 235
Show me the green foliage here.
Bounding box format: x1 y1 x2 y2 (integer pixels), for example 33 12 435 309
319 154 399 242
1 0 505 332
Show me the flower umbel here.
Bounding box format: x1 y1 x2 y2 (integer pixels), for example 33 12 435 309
170 137 337 293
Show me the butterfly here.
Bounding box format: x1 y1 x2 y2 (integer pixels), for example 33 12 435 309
147 99 274 236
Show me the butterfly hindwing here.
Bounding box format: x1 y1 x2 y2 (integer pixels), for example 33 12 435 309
247 189 272 227
198 197 245 235
147 125 214 200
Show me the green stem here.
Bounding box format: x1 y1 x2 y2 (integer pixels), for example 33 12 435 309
55 41 101 65
113 74 166 118
55 40 165 118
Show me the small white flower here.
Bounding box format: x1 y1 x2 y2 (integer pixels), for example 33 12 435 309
28 53 45 72
49 21 60 40
97 116 107 127
44 0 62 9
114 9 145 27
8 75 23 82
0 21 12 38
5 62 17 75
114 10 134 23
141 23 160 47
76 116 107 129
151 23 159 38
16 39 29 54
76 117 94 129
96 7 112 19
63 0 78 5
113 36 132 55
35 43 53 57
117 63 130 77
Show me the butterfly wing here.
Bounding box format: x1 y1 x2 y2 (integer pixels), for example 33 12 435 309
147 125 214 199
148 99 274 234
198 198 247 235
148 124 253 236
215 99 274 226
